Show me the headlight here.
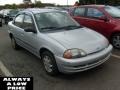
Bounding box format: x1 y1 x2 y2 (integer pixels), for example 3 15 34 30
63 49 87 59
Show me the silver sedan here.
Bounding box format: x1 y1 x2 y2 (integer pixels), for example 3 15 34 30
8 8 112 75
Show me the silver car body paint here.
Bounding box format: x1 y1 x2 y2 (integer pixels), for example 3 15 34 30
8 9 113 73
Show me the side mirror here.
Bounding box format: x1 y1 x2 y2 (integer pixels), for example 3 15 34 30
98 16 109 22
24 28 37 33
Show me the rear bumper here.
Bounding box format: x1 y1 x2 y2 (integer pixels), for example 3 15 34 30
55 45 113 73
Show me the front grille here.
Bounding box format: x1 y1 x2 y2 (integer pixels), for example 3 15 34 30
88 53 109 65
74 52 109 68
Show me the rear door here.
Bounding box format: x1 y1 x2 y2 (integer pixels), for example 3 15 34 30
72 7 87 26
12 14 25 47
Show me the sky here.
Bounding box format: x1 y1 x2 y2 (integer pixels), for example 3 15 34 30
0 0 77 5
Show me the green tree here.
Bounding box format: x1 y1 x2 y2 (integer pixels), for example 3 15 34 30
4 4 11 9
11 4 17 9
35 1 44 7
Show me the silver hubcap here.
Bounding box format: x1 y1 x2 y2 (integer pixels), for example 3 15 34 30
43 55 53 72
11 38 15 48
113 35 120 48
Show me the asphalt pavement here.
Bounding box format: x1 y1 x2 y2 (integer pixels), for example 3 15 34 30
0 25 120 90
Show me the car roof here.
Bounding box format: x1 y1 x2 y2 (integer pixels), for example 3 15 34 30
21 8 60 14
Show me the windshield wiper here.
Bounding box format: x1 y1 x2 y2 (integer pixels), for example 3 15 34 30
57 25 83 30
40 25 83 32
41 27 58 30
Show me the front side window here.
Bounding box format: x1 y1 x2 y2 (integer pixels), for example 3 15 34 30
35 12 80 32
14 14 24 28
87 8 104 18
105 6 120 18
23 14 34 29
74 8 85 16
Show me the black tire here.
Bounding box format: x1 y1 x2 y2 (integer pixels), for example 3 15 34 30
41 51 59 75
0 18 2 27
0 22 2 27
111 33 120 49
11 36 20 50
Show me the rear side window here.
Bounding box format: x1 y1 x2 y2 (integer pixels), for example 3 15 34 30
74 8 85 17
87 8 104 18
14 14 24 28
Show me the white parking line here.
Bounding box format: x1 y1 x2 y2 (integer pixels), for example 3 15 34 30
0 61 13 77
112 54 120 59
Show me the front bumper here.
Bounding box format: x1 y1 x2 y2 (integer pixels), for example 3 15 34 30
55 45 113 73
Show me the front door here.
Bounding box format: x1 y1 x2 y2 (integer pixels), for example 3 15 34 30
85 7 113 37
22 13 38 55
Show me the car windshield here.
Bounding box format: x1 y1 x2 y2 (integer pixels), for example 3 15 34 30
35 12 80 32
105 6 120 18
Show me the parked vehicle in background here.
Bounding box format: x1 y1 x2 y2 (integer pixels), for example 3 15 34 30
69 5 120 49
45 6 69 12
0 9 12 24
0 9 4 18
8 8 112 75
0 9 20 24
8 9 20 21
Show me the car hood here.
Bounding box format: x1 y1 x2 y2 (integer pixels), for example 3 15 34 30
46 27 108 54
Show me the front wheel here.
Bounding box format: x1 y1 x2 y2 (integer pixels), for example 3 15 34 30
111 33 120 49
41 51 59 75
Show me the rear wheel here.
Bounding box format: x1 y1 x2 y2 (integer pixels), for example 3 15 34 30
11 36 20 50
111 33 120 49
41 51 59 75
